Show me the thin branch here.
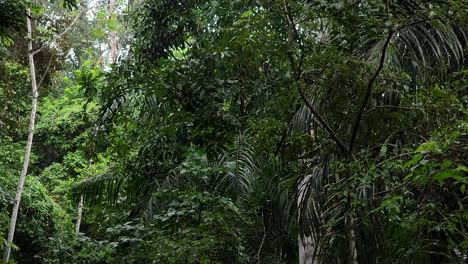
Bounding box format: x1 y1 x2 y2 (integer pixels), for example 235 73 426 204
30 8 86 56
349 30 394 152
375 178 411 196
274 116 292 157
283 2 349 154
349 16 442 152
37 55 53 89
296 80 350 154
274 94 300 157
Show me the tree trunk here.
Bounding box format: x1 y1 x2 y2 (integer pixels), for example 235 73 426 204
75 158 93 234
75 194 84 234
298 174 319 264
348 226 358 264
109 0 118 63
3 9 39 262
299 235 316 264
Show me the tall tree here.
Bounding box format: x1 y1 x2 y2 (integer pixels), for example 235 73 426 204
109 0 118 63
3 2 83 260
3 8 39 261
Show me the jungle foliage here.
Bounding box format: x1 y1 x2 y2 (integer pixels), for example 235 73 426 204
0 0 467 263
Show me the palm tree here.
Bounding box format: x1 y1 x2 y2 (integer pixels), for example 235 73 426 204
284 0 467 263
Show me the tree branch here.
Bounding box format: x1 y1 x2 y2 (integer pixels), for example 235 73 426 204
375 178 411 196
295 78 350 154
274 100 299 157
348 16 443 152
30 8 86 56
37 55 53 89
283 1 349 154
349 30 394 152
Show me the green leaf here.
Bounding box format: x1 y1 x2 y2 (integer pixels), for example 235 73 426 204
92 28 105 38
433 169 461 185
404 153 423 168
379 145 388 158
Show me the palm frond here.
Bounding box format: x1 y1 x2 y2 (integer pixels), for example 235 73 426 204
214 136 297 260
75 169 125 205
364 18 466 83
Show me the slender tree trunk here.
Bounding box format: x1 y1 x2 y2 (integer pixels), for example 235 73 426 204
75 158 93 234
348 227 358 264
75 194 84 234
109 0 118 63
298 174 318 264
3 9 39 262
